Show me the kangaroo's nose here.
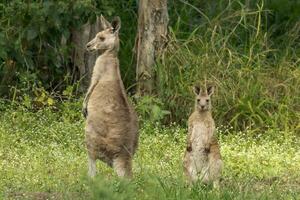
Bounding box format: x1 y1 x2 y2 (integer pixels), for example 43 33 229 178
86 43 91 49
201 105 205 109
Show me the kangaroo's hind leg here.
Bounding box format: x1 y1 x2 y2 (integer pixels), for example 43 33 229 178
113 154 132 178
87 154 97 177
183 152 201 184
208 154 223 189
85 124 100 178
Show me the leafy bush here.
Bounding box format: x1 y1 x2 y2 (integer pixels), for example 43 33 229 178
135 95 171 123
156 0 300 131
0 0 299 132
0 1 92 94
0 0 138 96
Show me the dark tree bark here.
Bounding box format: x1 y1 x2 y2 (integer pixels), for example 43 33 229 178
0 60 16 97
135 0 169 95
71 17 102 91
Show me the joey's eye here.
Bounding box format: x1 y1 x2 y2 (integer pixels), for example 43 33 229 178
99 36 105 41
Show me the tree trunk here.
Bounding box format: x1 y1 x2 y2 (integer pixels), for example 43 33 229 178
0 60 16 97
135 0 169 96
71 17 102 91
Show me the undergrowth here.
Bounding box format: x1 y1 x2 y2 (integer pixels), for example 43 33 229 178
156 0 300 131
1 0 299 133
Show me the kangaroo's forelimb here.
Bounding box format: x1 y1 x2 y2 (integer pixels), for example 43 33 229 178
82 80 99 118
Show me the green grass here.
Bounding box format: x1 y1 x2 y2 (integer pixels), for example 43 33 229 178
0 105 299 199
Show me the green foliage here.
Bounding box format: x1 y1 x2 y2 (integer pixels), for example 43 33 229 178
0 0 138 95
265 0 300 25
156 0 300 131
0 106 299 199
0 1 93 91
0 0 299 132
135 95 171 123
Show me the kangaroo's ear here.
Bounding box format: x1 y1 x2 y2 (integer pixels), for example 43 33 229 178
100 15 111 29
193 86 201 95
207 85 214 96
111 16 121 34
96 16 102 32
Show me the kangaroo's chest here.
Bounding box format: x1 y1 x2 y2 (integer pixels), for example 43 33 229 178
89 56 126 110
89 81 126 109
190 122 214 150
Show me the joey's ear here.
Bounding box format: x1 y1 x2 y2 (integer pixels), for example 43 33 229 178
111 16 121 33
193 86 201 95
207 85 215 96
100 15 111 29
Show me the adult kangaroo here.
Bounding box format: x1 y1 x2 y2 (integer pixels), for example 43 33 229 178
83 15 138 178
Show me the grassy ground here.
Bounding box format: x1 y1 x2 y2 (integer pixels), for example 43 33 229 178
0 105 299 200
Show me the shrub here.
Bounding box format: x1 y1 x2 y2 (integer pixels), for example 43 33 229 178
156 0 300 131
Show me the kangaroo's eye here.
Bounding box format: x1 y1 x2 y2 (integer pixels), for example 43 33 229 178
99 36 105 41
197 99 200 103
206 99 209 103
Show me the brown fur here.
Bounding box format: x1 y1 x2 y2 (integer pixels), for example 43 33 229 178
83 16 138 178
183 85 222 188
